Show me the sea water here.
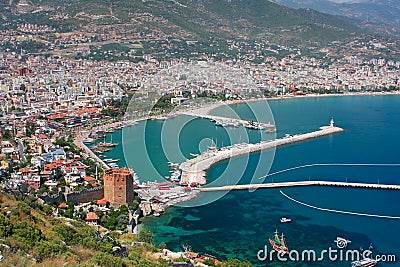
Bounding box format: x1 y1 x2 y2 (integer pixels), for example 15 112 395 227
105 95 400 266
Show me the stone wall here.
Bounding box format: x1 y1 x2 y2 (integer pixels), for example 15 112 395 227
39 186 104 205
39 193 64 204
66 186 104 204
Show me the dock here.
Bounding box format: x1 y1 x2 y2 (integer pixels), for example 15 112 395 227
74 133 111 170
199 180 400 192
179 111 274 129
179 125 344 184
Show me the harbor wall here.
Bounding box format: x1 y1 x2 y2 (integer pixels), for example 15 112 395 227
200 181 400 192
180 126 344 184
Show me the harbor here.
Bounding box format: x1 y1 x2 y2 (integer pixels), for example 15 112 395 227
179 122 344 185
135 182 201 217
179 110 275 130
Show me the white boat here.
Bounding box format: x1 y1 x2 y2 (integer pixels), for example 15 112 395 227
104 158 120 163
351 258 378 267
108 163 119 168
170 169 181 182
280 217 292 223
82 138 94 143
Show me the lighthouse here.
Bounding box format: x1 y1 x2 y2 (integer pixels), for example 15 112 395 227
330 118 334 127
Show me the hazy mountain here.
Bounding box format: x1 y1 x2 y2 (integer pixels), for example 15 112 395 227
274 0 400 36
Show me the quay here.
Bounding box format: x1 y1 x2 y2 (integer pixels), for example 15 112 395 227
179 111 274 129
74 132 111 170
199 180 400 192
180 124 344 185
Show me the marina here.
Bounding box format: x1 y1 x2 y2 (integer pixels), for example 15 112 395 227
179 111 275 130
180 123 344 184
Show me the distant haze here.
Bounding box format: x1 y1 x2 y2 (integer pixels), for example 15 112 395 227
329 0 371 2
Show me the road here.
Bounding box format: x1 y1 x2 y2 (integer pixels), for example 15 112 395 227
16 139 26 163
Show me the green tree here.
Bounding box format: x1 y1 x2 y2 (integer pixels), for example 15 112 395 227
137 229 154 245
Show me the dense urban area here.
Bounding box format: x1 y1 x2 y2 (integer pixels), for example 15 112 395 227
0 0 400 266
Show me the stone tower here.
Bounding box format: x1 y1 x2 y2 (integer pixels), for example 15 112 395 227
103 168 134 207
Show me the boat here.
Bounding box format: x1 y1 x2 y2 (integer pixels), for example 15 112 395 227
108 163 119 168
98 142 118 147
167 162 179 167
104 158 120 163
170 169 181 182
334 237 351 248
82 138 94 143
269 230 289 255
351 258 378 267
98 134 119 147
190 153 199 157
280 217 291 223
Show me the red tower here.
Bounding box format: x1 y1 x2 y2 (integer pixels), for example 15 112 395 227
103 168 134 207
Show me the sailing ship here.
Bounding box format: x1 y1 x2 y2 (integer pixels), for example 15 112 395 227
98 134 118 147
269 230 289 254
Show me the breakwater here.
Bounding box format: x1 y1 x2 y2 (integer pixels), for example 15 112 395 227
200 180 400 192
179 126 344 184
179 111 274 129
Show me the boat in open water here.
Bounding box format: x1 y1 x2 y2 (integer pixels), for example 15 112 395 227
351 258 378 267
269 230 289 255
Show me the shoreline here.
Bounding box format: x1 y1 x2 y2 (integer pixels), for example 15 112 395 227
182 91 400 117
72 90 400 175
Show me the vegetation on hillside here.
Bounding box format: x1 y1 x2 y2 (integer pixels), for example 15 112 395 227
0 192 253 266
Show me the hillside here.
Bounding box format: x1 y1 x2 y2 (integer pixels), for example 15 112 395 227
1 0 362 44
274 0 400 36
0 192 167 266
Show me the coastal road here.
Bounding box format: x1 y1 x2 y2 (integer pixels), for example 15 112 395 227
16 139 26 163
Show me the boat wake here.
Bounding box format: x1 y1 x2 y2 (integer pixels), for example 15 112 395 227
280 190 400 220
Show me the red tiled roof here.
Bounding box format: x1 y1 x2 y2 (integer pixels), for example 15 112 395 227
85 212 99 221
97 199 107 205
38 134 48 139
84 176 96 182
58 202 67 209
19 167 31 173
45 164 59 170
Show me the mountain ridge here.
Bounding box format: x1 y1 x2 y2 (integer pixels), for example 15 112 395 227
1 0 364 43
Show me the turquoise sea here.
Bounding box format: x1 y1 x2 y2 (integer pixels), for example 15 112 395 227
102 95 400 266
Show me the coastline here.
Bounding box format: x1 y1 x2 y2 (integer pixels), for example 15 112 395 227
72 91 399 199
73 90 400 175
182 91 400 117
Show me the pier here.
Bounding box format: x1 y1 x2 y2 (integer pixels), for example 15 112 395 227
179 125 344 184
74 133 111 170
199 180 400 192
179 111 274 129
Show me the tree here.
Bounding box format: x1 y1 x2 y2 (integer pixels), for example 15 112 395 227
2 130 12 139
116 214 128 229
137 229 154 245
